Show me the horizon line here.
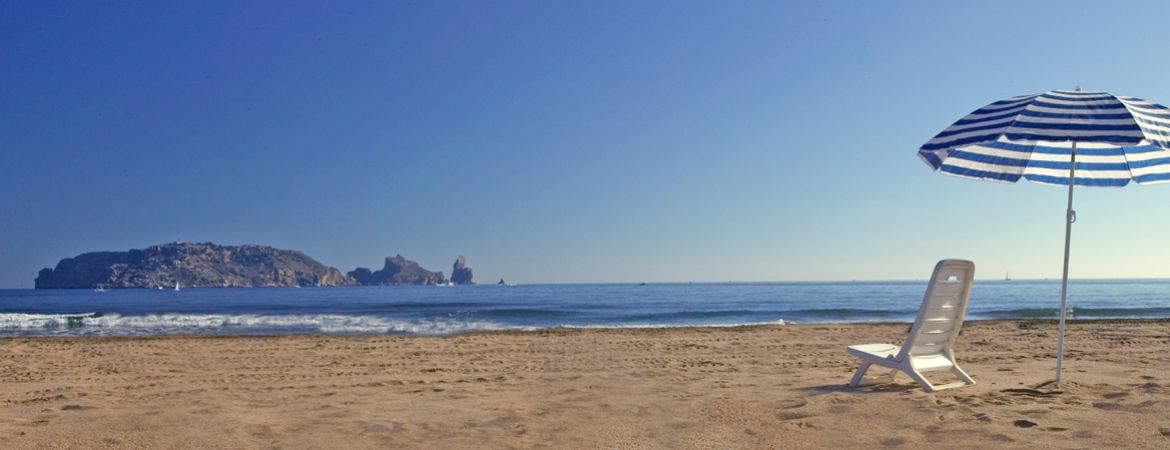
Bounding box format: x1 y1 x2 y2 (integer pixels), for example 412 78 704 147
5 276 1170 290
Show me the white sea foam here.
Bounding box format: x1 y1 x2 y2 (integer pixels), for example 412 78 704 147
0 313 99 329
0 312 784 336
0 313 511 336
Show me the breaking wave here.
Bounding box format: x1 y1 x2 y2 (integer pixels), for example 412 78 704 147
0 313 514 336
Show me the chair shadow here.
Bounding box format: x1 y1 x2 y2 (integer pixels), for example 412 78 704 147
797 383 921 395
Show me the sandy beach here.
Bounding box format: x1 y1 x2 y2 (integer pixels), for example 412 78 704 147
0 320 1168 448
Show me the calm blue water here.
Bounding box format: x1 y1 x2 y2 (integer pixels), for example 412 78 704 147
1 279 1169 336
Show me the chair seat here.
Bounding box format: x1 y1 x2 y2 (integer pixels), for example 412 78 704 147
908 353 955 371
847 344 900 359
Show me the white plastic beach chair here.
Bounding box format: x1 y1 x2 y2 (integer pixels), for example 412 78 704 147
846 259 976 392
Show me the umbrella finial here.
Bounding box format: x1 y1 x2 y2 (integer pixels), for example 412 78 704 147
1075 85 1081 92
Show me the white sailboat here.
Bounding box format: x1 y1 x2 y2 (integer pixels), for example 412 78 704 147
174 281 181 291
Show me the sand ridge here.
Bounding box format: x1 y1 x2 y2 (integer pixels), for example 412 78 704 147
0 320 1169 448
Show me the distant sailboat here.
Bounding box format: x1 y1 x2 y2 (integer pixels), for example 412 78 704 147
174 281 181 291
1004 271 1012 281
93 284 107 292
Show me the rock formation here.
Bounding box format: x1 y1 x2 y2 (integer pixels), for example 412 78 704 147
35 242 355 289
451 256 475 285
348 255 446 286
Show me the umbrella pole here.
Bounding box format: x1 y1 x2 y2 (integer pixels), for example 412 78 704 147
1055 142 1077 384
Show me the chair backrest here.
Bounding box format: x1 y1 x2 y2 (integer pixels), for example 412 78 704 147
896 259 975 360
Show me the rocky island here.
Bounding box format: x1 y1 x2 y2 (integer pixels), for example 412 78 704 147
348 255 446 286
35 243 483 289
451 255 475 285
348 255 476 286
35 242 354 289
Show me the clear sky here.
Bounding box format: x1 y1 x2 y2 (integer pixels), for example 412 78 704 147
5 1 1170 288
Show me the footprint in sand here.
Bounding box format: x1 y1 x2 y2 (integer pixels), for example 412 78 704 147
60 404 90 411
777 398 807 409
14 418 51 427
775 409 816 421
1013 420 1038 428
1001 388 1062 398
1092 401 1158 412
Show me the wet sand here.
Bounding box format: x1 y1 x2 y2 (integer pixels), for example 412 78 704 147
1 320 1169 448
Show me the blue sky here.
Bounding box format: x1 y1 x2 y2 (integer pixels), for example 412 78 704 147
5 1 1170 288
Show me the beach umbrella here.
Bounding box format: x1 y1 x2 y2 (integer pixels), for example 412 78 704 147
918 88 1170 383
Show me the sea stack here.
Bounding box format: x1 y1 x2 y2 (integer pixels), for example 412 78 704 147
451 256 475 285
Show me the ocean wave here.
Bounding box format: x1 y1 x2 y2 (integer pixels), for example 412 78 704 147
619 309 769 322
0 313 101 329
782 308 912 320
366 301 501 311
473 308 587 319
0 313 512 336
977 306 1170 320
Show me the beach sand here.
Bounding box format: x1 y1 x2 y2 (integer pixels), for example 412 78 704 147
1 320 1168 448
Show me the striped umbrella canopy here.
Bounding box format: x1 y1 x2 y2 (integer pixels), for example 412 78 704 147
917 89 1170 384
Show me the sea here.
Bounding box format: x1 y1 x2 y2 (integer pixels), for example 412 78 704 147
1 279 1170 336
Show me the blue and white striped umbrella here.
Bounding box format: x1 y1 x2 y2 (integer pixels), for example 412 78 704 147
917 89 1170 385
919 90 1170 187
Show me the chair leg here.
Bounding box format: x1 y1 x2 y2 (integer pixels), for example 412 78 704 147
951 364 975 386
906 367 937 393
850 363 900 388
848 362 872 388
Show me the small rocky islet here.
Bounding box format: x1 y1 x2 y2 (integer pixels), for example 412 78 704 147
34 242 476 289
347 254 475 286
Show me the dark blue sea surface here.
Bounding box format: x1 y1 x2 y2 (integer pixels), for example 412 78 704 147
2 279 1169 336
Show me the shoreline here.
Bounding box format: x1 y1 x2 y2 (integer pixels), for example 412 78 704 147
1 320 1168 447
4 316 1170 339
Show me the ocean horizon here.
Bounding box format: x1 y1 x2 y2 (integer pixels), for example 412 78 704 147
3 278 1169 336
